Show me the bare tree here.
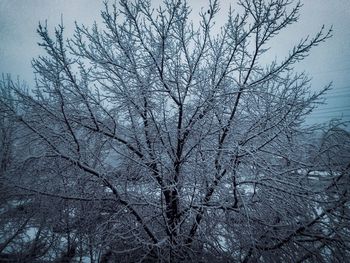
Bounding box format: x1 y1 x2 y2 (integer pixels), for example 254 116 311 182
1 0 349 262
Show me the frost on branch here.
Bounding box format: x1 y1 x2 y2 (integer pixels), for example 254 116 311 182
0 0 348 262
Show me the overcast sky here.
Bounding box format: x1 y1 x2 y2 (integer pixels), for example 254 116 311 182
0 0 349 126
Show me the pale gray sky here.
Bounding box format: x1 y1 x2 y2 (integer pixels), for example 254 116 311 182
0 0 349 126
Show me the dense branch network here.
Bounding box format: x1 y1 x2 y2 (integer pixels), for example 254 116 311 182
0 0 349 262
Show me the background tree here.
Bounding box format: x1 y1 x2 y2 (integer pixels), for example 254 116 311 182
0 0 349 262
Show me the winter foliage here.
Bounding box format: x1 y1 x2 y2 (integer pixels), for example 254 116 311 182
0 0 349 262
